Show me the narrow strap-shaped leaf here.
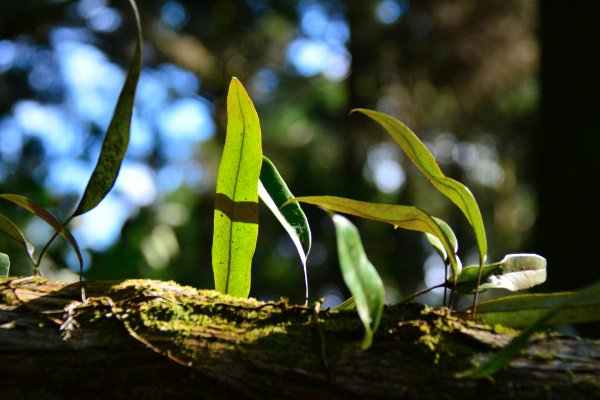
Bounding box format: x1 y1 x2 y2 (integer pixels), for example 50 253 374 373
0 212 35 265
425 217 458 263
332 214 384 350
0 194 82 267
258 156 311 299
450 253 546 294
293 196 461 277
72 0 143 217
459 279 600 378
0 253 9 278
353 109 487 265
212 78 262 298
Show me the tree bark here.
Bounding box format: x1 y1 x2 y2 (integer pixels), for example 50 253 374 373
0 277 598 399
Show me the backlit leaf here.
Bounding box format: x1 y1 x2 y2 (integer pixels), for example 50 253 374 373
425 217 458 263
460 280 600 378
259 156 311 298
332 214 384 350
0 253 9 278
353 109 487 265
293 196 461 277
336 297 356 311
0 194 82 267
72 0 142 216
0 212 35 265
451 253 546 294
212 78 262 298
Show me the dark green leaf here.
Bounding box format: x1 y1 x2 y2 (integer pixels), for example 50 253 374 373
451 253 546 294
353 109 487 265
0 212 35 265
212 78 262 298
259 156 311 298
72 0 142 216
460 280 600 378
0 194 81 267
0 253 9 278
293 196 461 277
332 214 384 350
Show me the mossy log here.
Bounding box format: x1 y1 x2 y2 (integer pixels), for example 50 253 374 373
0 277 598 399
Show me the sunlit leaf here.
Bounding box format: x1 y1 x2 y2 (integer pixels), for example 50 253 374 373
336 297 356 310
212 78 262 298
293 196 461 276
332 214 384 350
460 280 600 378
0 253 10 278
450 253 546 294
258 156 311 298
0 212 35 265
353 109 487 265
425 217 458 263
72 0 143 217
0 194 82 267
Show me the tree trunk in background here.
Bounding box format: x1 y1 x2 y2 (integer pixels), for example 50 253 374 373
535 2 600 289
1 277 599 400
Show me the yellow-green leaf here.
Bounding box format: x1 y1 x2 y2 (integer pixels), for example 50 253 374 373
0 194 82 267
293 196 461 277
212 78 262 298
259 156 311 298
353 109 487 265
451 253 546 294
73 0 142 216
332 214 384 350
425 217 458 263
0 212 35 265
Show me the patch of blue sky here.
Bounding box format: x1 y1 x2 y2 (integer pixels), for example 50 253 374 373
129 113 155 158
71 192 131 252
44 158 93 196
157 97 215 160
158 63 200 96
288 1 350 81
160 1 188 30
114 161 158 207
12 100 84 158
136 70 170 113
375 0 408 25
0 117 23 163
0 40 16 73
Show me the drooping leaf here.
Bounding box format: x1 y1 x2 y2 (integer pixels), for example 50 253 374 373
466 285 600 329
460 280 600 378
0 212 35 265
450 253 546 294
212 78 262 298
353 109 487 265
72 0 143 217
293 196 461 277
425 217 458 263
0 252 9 278
332 214 384 350
258 156 311 298
0 194 81 267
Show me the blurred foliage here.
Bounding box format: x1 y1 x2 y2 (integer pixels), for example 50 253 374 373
0 0 540 306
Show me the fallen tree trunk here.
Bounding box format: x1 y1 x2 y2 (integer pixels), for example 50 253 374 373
0 277 598 399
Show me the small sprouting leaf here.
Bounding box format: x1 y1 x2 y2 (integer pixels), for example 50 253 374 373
451 253 546 294
0 194 82 267
332 214 384 350
353 109 487 265
212 78 262 298
425 217 458 263
0 253 10 278
293 196 461 277
72 0 143 217
258 156 311 298
0 212 35 264
460 279 600 378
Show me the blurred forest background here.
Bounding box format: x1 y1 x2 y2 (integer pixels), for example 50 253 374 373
1 0 599 313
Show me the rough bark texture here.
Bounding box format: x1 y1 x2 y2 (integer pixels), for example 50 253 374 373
0 277 598 399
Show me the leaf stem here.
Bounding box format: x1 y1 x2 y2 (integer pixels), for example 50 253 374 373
401 282 446 304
